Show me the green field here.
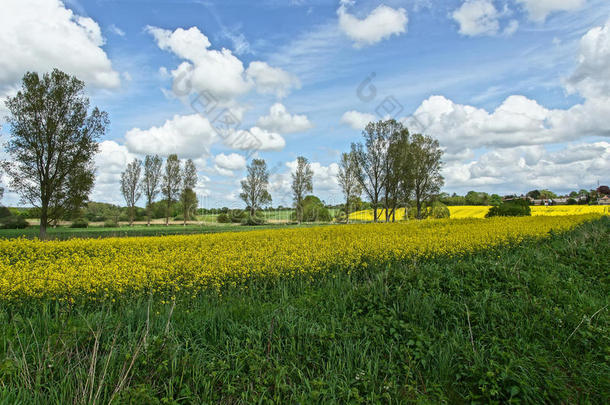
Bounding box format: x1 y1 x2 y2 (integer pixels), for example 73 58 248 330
1 217 607 403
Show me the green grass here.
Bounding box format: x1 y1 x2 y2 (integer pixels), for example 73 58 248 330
0 218 608 403
0 223 312 240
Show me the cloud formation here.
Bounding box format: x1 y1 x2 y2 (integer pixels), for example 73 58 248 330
337 1 408 47
256 103 313 133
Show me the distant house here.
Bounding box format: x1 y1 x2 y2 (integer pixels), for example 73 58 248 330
599 195 610 205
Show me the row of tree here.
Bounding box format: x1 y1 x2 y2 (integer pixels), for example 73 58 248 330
238 119 444 224
338 119 444 222
121 155 198 226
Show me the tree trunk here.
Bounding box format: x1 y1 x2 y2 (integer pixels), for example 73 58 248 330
39 208 48 240
373 206 378 223
129 206 134 227
166 200 170 226
147 204 151 227
345 198 350 224
416 198 422 219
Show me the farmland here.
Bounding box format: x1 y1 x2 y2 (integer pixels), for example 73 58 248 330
0 215 607 403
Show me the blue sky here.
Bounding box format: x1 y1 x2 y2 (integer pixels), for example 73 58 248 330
1 0 610 209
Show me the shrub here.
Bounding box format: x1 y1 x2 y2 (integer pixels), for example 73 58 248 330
70 218 89 228
0 215 29 229
104 220 119 228
217 213 230 223
486 199 531 218
0 206 12 219
428 201 450 219
241 212 265 226
567 198 578 205
230 210 246 223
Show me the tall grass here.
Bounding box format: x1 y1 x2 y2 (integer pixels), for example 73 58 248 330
0 217 608 403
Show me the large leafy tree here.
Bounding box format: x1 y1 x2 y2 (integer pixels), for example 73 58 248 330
120 158 142 226
291 156 313 223
161 154 181 225
2 69 108 239
180 159 198 225
240 159 272 216
352 121 389 223
408 133 444 219
337 151 361 224
142 155 163 226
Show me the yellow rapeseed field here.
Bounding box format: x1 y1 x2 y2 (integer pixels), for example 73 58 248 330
351 205 610 220
0 215 600 303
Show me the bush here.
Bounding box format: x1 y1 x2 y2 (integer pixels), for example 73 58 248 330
0 215 29 229
567 198 578 205
217 213 230 223
486 199 531 218
230 210 246 223
0 206 12 219
70 218 89 228
104 220 119 228
241 212 265 226
428 201 450 219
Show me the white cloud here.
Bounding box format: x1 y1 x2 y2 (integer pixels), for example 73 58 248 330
0 0 120 99
125 114 217 158
147 26 299 100
340 110 376 130
337 1 408 47
256 103 313 133
567 20 610 99
224 127 286 151
443 142 610 193
214 153 247 176
108 24 125 37
92 141 138 204
452 0 501 36
246 62 301 98
269 159 341 204
516 0 585 22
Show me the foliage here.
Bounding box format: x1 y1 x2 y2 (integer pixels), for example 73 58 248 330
427 201 450 219
120 158 142 226
240 159 272 216
143 155 163 225
598 185 610 195
180 159 198 225
2 69 107 238
409 133 444 218
241 212 266 226
337 152 362 223
291 156 313 223
103 220 118 228
161 154 181 225
69 218 89 228
0 215 29 229
216 213 230 223
0 218 607 403
486 199 531 218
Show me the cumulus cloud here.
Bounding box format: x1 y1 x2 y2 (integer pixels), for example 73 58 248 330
147 26 299 100
246 62 301 98
0 0 120 100
566 20 610 99
125 114 217 158
452 0 501 36
224 127 286 152
451 0 517 37
340 110 377 130
214 153 247 176
516 0 585 22
256 103 313 133
337 1 408 47
91 141 138 204
443 142 610 193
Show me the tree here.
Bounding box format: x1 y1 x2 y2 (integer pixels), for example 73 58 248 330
352 121 389 222
120 158 142 226
526 190 541 200
337 151 361 223
161 154 181 225
597 185 610 195
240 159 272 216
2 69 107 239
384 121 410 222
180 159 198 225
408 133 444 219
142 155 163 226
291 156 313 223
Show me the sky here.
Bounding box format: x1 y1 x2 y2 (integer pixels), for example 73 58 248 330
1 0 609 209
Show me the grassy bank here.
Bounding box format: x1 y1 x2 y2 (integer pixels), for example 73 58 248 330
0 217 608 403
